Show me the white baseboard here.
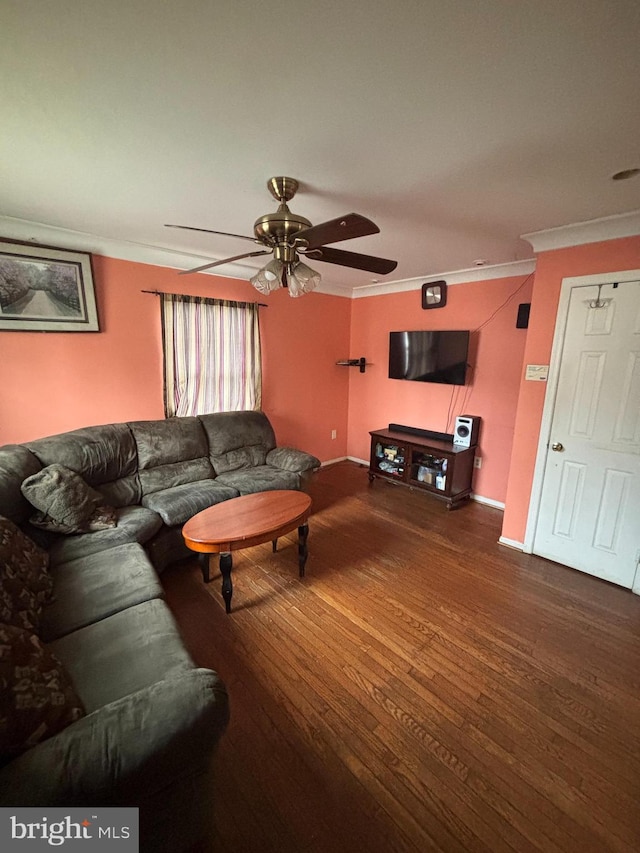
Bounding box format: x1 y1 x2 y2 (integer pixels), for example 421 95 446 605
348 455 369 466
320 456 349 467
319 456 368 467
472 494 505 510
498 536 525 551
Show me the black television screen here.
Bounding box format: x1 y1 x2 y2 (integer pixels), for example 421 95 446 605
388 330 470 385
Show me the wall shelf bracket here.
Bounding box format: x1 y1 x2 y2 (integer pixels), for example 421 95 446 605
336 357 368 373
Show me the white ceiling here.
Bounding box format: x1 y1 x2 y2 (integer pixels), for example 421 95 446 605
2 1 640 295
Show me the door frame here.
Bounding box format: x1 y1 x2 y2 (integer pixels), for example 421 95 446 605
523 267 640 594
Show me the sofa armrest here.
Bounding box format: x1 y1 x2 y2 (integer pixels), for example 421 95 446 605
0 668 229 806
266 446 320 473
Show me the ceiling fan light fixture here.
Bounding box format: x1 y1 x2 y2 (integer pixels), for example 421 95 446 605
250 258 284 294
174 177 396 288
288 261 321 298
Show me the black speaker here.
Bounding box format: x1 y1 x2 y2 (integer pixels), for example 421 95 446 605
453 415 481 447
516 303 531 329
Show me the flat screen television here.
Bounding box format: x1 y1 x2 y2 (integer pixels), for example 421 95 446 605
388 330 470 386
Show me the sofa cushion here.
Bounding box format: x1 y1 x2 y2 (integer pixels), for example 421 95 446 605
199 411 276 465
39 543 163 642
47 506 163 566
138 458 214 496
266 446 320 473
210 444 268 475
21 464 115 535
129 418 214 496
0 623 85 763
129 417 208 468
142 481 240 526
94 475 141 509
0 445 43 525
24 424 139 508
49 600 194 713
215 465 300 495
0 517 52 632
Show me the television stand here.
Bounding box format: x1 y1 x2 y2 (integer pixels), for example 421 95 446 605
368 427 475 510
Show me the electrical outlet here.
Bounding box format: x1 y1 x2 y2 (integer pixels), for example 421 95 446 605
474 456 482 469
331 429 337 440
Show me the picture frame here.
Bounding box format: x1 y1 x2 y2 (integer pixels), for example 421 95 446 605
421 280 447 309
0 240 99 332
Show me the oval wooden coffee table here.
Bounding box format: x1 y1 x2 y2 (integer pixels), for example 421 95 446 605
182 490 312 613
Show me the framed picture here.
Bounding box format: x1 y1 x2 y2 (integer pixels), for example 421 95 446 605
0 241 99 332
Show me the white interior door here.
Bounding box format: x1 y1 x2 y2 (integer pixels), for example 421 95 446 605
533 280 640 588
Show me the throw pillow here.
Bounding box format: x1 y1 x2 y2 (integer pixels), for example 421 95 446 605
0 516 52 632
21 464 116 534
0 622 85 762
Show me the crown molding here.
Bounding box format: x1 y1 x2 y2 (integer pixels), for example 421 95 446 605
314 281 354 298
0 215 356 298
4 210 639 299
351 258 536 299
522 209 640 253
0 214 261 279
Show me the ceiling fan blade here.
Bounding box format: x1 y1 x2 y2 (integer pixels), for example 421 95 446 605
305 246 397 275
179 250 270 276
294 213 379 250
166 224 258 243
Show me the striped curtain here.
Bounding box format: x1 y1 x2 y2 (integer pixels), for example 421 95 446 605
161 293 262 417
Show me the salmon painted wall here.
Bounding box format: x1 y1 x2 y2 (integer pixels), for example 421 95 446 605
347 275 534 504
0 254 351 461
501 235 640 545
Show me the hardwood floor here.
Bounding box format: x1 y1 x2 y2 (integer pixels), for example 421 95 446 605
162 462 640 853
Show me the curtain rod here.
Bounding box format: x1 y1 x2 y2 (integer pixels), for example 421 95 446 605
141 289 268 307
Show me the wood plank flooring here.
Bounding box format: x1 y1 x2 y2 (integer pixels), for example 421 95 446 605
161 461 640 853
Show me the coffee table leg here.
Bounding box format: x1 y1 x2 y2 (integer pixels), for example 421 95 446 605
220 552 233 614
298 523 309 577
198 554 211 584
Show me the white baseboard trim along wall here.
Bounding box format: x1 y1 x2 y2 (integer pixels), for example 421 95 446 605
498 536 526 551
321 456 350 467
472 494 505 510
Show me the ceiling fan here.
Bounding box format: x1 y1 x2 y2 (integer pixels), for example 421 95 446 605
165 176 398 297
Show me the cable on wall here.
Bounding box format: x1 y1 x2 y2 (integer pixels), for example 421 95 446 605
446 272 534 431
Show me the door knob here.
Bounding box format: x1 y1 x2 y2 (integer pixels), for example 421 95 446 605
551 442 564 452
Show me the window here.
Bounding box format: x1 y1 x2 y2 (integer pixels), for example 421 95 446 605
161 293 262 417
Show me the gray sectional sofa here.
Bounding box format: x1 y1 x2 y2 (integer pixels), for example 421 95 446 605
4 410 320 572
0 410 320 851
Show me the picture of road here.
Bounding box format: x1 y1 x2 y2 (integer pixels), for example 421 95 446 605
3 285 80 317
0 256 83 318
